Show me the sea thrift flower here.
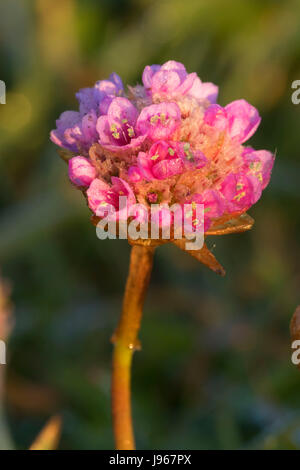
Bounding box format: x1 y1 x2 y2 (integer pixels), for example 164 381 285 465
135 140 207 181
51 59 274 235
96 97 147 153
142 60 218 104
87 177 136 220
204 100 261 143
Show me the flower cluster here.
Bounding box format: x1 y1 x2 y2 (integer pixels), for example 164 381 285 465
51 60 274 232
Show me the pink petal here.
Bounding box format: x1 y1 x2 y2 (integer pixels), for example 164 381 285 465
243 148 275 190
87 178 111 213
107 97 138 126
152 158 184 179
204 104 228 131
225 99 261 143
151 70 182 94
111 177 136 206
142 65 161 89
137 152 155 180
220 173 262 213
161 60 186 73
195 81 219 103
69 156 97 187
136 102 181 141
128 166 143 182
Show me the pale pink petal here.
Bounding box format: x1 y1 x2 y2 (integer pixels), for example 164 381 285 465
225 99 261 143
69 156 97 187
151 70 182 94
107 97 138 126
204 104 228 131
87 178 111 213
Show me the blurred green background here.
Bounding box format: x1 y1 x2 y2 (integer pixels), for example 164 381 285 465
0 0 300 450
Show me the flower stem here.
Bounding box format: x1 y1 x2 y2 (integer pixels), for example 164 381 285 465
111 243 155 450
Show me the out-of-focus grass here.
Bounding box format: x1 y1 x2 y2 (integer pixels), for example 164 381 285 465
0 0 299 449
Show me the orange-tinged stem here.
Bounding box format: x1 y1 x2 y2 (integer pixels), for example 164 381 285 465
111 244 155 450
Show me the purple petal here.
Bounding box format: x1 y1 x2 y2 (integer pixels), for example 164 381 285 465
107 97 139 126
50 111 81 151
96 115 112 146
81 110 98 141
142 64 161 89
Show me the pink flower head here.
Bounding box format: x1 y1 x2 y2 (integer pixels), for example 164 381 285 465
136 102 181 141
97 97 147 153
142 60 218 103
87 177 136 220
52 61 274 234
204 100 261 143
69 156 97 187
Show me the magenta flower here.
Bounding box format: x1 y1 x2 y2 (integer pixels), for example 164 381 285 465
87 177 136 220
142 60 218 104
134 140 207 181
204 99 261 143
69 156 97 187
220 173 262 214
96 97 147 153
242 147 274 189
184 189 226 231
135 102 181 141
